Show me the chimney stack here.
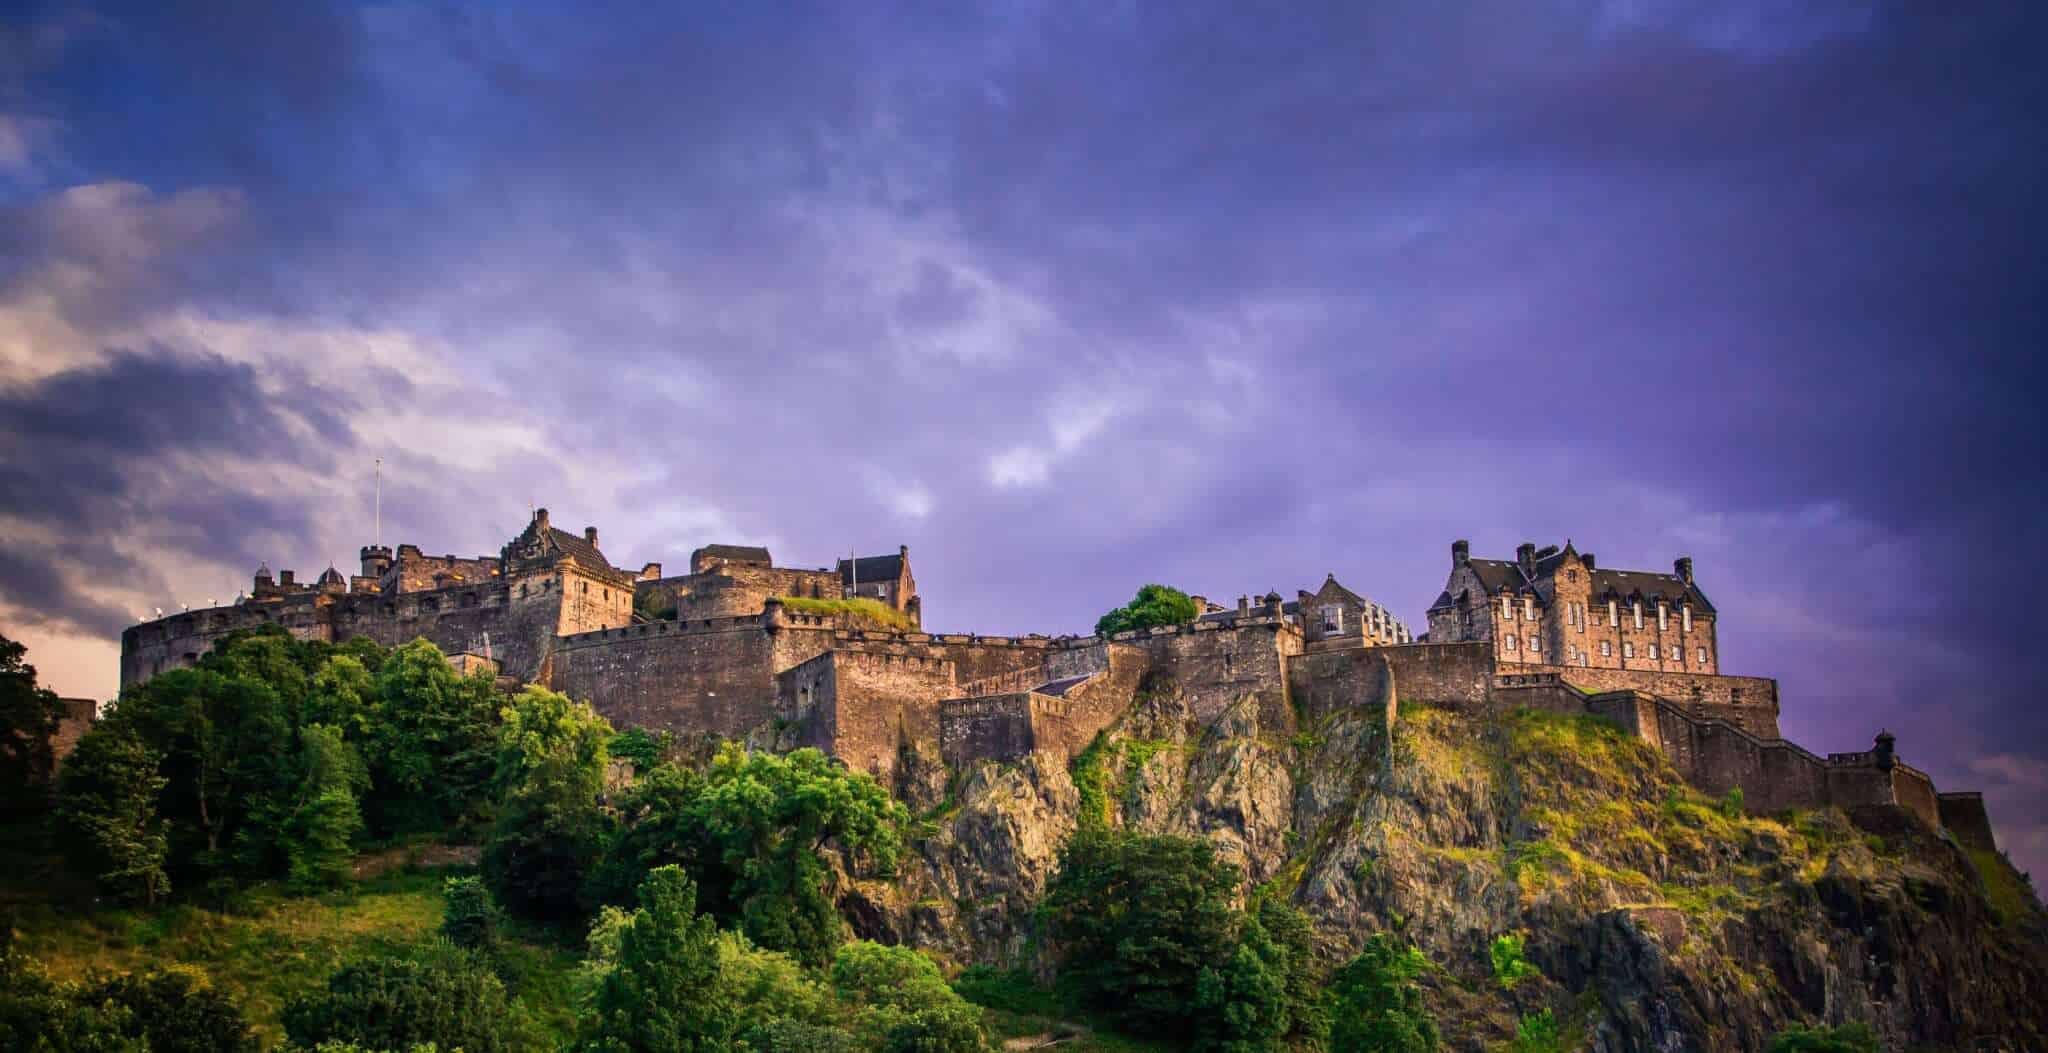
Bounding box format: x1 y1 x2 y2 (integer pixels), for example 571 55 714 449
1583 552 1596 571
1452 539 1470 567
1237 595 1251 618
585 526 599 547
1674 556 1693 584
1516 542 1536 574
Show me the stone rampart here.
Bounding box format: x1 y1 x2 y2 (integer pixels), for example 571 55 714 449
1496 661 1780 738
1937 792 1999 853
550 617 835 738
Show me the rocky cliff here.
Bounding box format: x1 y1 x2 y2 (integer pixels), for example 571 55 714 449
838 674 2047 1052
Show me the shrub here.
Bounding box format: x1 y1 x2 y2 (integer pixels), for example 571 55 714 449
1720 786 1746 818
74 968 261 1053
1764 1022 1879 1053
482 687 613 923
578 866 734 1051
283 947 520 1053
1489 933 1539 990
440 876 498 949
1509 1009 1562 1053
1328 934 1438 1053
1043 830 1239 1037
952 965 1059 1015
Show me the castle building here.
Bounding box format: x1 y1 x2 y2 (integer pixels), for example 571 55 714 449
112 517 2005 859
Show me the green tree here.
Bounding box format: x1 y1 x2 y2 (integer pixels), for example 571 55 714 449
832 942 988 1053
671 746 904 964
1194 896 1327 1053
440 876 499 950
1094 584 1200 638
1328 935 1438 1053
282 724 369 890
55 728 171 905
0 633 67 811
74 969 260 1053
609 727 667 776
363 640 499 837
1764 1022 1879 1053
579 866 733 1052
0 948 143 1052
1043 830 1240 1038
483 686 613 921
282 947 519 1053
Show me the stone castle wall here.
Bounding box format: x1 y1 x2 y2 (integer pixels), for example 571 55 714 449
1496 661 1780 738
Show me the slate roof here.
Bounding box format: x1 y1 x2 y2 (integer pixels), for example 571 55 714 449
695 544 771 564
1461 546 1714 613
839 553 906 585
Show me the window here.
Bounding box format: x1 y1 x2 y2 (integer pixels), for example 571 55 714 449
1321 604 1343 634
1523 597 1535 621
1682 605 1693 632
1528 636 1540 653
1632 601 1643 629
1670 644 1681 661
1567 569 1578 583
1697 646 1708 664
581 581 589 594
1623 642 1634 658
1503 634 1517 652
1607 599 1618 626
1566 645 1577 663
1600 640 1612 657
1657 601 1667 630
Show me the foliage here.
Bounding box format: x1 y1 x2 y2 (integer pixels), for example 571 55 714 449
832 942 990 1053
1508 1009 1562 1053
360 640 500 838
609 727 668 776
577 865 733 1052
0 949 259 1053
1070 734 1115 829
282 945 523 1053
74 968 262 1053
282 725 370 891
55 728 172 905
952 965 1060 1016
1328 935 1438 1053
595 746 906 965
1094 584 1199 639
777 595 918 630
634 588 677 623
0 632 68 812
1489 933 1539 990
440 876 498 950
482 686 613 922
1719 786 1745 818
1043 830 1240 1038
1194 895 1328 1053
1763 1022 1879 1053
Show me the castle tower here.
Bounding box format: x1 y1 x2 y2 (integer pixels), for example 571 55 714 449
360 545 393 579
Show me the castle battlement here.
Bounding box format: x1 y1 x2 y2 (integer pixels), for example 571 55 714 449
113 516 2007 857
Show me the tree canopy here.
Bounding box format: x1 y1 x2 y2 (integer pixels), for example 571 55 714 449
1094 584 1200 638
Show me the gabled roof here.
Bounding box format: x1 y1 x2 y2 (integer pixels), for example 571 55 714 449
1464 545 1713 613
543 527 616 576
839 553 906 585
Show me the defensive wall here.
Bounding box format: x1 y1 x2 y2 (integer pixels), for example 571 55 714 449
939 643 1147 767
1496 661 1781 738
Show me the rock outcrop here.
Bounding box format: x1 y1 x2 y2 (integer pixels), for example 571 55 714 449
842 674 2047 1052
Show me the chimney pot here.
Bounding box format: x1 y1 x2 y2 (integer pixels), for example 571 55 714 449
585 526 599 547
1674 556 1694 584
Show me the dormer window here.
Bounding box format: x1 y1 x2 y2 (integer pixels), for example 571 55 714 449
1522 597 1535 621
1682 605 1693 632
1501 596 1513 621
1606 598 1617 626
1657 601 1668 631
1321 605 1343 634
1632 601 1643 629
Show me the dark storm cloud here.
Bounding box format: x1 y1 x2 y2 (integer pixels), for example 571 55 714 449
5 1 2046 870
0 351 354 632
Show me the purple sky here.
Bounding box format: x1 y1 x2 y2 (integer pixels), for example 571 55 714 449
4 2 2044 877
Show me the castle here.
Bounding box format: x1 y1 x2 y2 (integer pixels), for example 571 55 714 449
117 512 2004 856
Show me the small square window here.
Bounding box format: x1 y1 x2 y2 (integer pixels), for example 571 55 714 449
1623 642 1634 658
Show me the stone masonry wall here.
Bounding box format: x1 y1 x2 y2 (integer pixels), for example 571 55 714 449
1938 793 1999 853
1497 661 1780 738
816 649 960 778
549 619 836 738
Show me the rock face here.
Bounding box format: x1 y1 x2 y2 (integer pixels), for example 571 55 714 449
843 674 2048 1052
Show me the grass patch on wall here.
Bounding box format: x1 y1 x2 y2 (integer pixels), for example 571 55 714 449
1967 847 2040 924
777 595 917 630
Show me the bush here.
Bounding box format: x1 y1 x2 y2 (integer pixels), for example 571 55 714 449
577 866 734 1051
1044 830 1239 1036
74 969 261 1053
1509 1009 1562 1053
482 687 613 923
1328 935 1438 1053
952 965 1059 1015
739 1017 860 1053
1719 786 1746 818
832 942 989 1053
1489 933 1539 990
1764 1022 1879 1053
440 876 498 949
283 947 521 1053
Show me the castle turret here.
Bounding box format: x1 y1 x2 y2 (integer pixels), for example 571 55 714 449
360 544 393 579
1874 730 1896 771
318 566 347 594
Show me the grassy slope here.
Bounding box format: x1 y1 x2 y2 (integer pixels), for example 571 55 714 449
7 868 581 1048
